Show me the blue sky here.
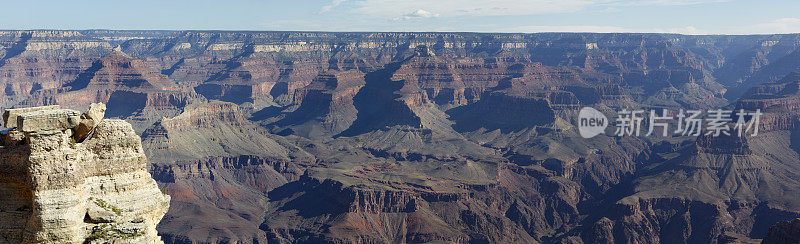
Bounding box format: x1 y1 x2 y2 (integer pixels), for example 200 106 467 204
3 0 800 34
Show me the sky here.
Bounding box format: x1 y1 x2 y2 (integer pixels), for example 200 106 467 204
2 0 800 34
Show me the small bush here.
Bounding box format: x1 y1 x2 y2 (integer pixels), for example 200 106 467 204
86 223 143 242
93 198 125 216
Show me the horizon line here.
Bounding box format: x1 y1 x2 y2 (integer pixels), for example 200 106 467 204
1 29 798 36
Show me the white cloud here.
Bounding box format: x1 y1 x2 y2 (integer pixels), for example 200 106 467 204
320 0 348 13
733 18 800 34
395 9 441 20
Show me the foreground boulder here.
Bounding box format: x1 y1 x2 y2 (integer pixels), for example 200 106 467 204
0 104 170 243
17 109 81 132
2 105 61 128
73 103 106 142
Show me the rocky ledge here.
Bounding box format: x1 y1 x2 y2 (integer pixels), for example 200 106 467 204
0 103 170 243
763 218 800 244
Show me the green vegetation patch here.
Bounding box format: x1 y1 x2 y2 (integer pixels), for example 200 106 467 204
86 223 143 242
89 197 126 216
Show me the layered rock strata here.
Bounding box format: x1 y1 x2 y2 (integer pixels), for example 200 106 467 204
0 103 169 243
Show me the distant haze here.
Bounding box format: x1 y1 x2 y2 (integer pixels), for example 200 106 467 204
4 0 800 34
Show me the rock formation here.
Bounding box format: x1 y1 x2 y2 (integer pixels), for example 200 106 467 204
762 218 800 244
4 30 800 243
0 103 169 243
73 103 105 142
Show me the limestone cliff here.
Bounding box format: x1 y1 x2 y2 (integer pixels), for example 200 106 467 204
0 103 170 243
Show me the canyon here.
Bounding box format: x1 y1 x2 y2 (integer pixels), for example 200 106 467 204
2 30 800 243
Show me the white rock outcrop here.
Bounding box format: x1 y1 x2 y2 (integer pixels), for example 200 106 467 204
0 104 170 244
73 103 106 142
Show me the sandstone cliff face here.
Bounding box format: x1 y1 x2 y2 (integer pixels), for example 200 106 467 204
0 104 169 243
